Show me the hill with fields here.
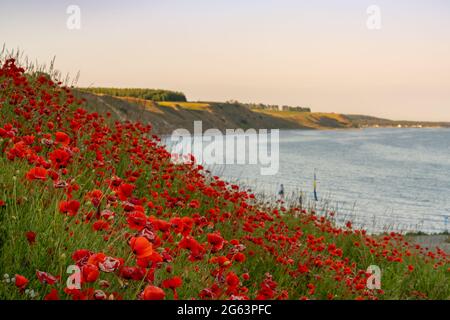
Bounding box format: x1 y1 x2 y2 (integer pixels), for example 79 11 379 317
75 90 450 134
74 91 355 134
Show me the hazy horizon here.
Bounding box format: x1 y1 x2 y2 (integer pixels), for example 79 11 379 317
1 0 450 121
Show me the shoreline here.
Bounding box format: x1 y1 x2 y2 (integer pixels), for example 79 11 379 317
75 91 450 135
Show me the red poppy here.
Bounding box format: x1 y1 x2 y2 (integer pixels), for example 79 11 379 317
178 236 206 261
119 266 146 281
55 132 70 146
162 276 182 299
162 276 182 290
44 288 60 300
49 148 71 169
25 167 47 181
127 211 147 231
93 220 110 231
15 274 29 289
207 233 225 252
59 200 80 216
36 270 58 285
226 272 240 287
117 183 135 201
93 290 107 300
130 236 153 259
25 231 36 245
233 252 246 263
98 256 122 273
297 264 309 274
82 264 100 283
141 285 165 300
153 218 171 232
87 252 107 266
72 249 93 265
87 189 103 207
188 199 200 209
100 209 115 220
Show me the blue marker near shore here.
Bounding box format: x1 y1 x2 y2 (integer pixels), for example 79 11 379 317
314 169 318 201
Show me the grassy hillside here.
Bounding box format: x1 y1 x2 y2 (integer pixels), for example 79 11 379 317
78 91 450 134
254 110 353 130
74 92 356 134
0 58 449 300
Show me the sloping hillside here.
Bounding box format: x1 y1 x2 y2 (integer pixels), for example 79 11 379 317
254 109 352 130
74 91 355 134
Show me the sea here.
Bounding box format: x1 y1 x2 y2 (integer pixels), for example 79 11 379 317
165 128 450 234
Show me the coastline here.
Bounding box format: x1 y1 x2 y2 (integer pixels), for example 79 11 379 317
75 91 450 135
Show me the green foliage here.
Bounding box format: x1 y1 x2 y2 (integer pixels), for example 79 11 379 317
79 87 187 102
226 100 311 112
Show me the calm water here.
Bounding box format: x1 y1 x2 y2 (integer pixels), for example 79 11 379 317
167 128 450 234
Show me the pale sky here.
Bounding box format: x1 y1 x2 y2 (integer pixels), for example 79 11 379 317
1 0 450 121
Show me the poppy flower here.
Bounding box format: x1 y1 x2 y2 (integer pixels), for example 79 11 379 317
162 276 182 299
119 266 146 281
99 209 114 221
141 285 165 300
127 211 147 231
137 227 156 243
44 288 60 300
153 219 171 232
15 274 29 289
207 233 225 252
307 283 316 295
213 256 231 267
72 249 92 265
25 167 47 181
98 256 122 273
178 236 206 261
55 132 70 146
87 189 103 207
188 200 200 209
82 264 100 283
93 220 110 231
36 270 58 285
233 252 246 263
87 252 107 266
59 200 80 216
49 148 71 169
117 183 135 201
130 236 153 259
25 231 36 245
297 264 309 274
162 276 182 290
226 272 240 287
93 290 107 300
199 284 222 299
